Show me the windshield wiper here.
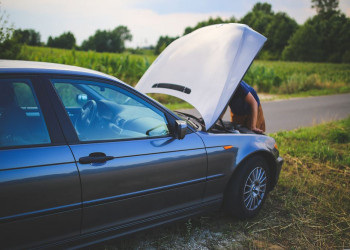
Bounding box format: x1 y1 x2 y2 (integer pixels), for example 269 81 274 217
174 111 200 121
174 111 201 129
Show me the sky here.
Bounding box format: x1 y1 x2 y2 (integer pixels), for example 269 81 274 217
2 0 350 48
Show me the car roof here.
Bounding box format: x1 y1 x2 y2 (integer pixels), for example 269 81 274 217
0 60 123 83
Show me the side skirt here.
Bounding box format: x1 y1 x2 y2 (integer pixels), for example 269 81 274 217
42 198 222 249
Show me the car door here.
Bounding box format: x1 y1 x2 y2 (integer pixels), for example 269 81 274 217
48 77 207 234
0 77 81 249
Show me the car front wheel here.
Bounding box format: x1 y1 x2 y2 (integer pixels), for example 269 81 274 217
225 156 270 219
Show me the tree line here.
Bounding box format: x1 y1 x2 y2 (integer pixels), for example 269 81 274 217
1 0 349 62
155 0 350 63
9 26 132 53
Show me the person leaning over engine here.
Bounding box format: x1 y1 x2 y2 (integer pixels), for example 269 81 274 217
229 81 265 134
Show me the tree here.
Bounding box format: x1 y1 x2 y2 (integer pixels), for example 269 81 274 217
263 13 298 59
240 2 274 35
283 0 350 62
240 2 298 59
154 35 178 54
183 16 236 35
47 32 76 49
0 3 20 59
13 29 41 46
153 16 236 55
282 22 323 61
81 26 132 53
312 0 339 16
0 6 11 43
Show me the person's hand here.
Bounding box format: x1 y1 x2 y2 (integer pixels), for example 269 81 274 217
251 127 264 134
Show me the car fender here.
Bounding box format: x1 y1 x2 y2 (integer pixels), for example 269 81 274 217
196 132 279 199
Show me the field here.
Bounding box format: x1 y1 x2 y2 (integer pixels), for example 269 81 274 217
98 117 350 249
18 45 156 86
18 46 350 108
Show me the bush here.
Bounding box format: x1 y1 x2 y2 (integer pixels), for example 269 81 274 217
243 65 282 92
278 73 322 94
342 50 350 63
0 37 21 59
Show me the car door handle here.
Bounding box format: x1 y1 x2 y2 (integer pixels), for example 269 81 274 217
79 152 114 164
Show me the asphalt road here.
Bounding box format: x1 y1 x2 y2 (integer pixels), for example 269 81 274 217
182 93 350 133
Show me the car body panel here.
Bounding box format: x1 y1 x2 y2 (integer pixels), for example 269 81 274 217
0 146 81 249
136 24 266 130
69 133 208 233
197 131 279 198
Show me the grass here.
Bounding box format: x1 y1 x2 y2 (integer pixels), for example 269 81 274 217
96 117 350 249
18 45 156 86
15 46 350 109
17 46 350 107
244 60 350 95
277 87 350 100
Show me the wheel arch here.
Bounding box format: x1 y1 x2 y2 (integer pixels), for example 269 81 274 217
228 150 278 193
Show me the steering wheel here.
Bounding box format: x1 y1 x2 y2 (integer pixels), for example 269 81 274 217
76 100 97 133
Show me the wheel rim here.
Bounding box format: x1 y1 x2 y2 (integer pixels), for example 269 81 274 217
243 167 267 211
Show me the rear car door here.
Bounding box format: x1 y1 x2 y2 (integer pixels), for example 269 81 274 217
48 77 207 234
0 77 81 249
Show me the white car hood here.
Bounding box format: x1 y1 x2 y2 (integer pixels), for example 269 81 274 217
136 23 266 130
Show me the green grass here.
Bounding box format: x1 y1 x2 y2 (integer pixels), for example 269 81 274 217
163 102 193 110
17 46 350 106
278 86 350 99
18 45 156 86
244 60 350 95
96 117 350 249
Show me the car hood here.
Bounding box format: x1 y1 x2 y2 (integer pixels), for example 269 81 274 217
136 23 266 130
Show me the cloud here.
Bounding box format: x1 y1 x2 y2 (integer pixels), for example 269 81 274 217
2 0 349 48
122 9 232 47
2 0 232 47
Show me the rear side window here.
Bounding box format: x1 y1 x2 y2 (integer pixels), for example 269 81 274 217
0 79 51 147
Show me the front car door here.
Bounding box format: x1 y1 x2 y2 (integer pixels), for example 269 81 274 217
0 77 81 249
48 77 208 234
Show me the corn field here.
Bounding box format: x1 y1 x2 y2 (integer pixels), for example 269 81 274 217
19 46 350 97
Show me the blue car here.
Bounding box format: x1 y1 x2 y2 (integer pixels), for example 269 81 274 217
0 24 282 249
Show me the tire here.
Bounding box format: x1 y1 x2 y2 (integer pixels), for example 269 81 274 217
225 156 270 219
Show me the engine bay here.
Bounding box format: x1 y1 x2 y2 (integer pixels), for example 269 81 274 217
174 111 257 135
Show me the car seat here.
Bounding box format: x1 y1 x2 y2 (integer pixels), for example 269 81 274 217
0 82 33 146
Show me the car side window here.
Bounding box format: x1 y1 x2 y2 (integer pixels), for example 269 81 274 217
0 79 51 147
54 82 86 108
51 79 170 142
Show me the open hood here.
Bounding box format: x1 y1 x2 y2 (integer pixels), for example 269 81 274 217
136 23 266 130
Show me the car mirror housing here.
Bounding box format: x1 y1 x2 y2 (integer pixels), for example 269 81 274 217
175 120 187 140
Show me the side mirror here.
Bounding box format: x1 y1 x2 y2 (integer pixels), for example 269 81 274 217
175 120 187 140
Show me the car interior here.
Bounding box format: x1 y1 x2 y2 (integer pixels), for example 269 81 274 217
52 81 170 142
0 81 50 147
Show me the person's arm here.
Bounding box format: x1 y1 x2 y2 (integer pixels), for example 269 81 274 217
245 92 263 134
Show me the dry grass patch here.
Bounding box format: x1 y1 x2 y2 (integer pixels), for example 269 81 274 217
95 118 350 249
